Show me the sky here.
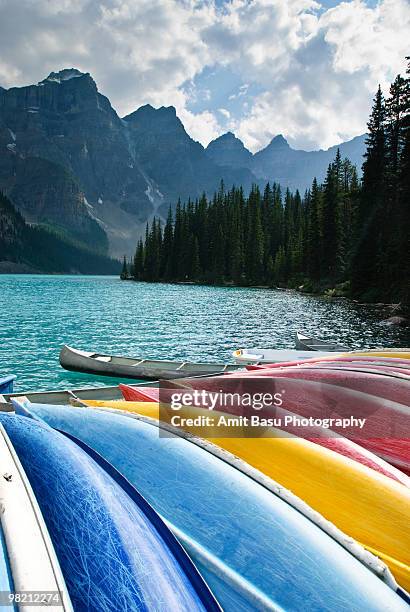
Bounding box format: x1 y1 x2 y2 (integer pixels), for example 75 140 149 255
0 0 408 152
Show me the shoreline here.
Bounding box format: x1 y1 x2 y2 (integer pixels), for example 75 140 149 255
120 276 408 317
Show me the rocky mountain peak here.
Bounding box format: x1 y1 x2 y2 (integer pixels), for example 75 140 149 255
267 134 290 149
206 131 253 168
218 131 237 141
123 104 178 124
122 104 186 140
210 131 246 147
40 68 89 84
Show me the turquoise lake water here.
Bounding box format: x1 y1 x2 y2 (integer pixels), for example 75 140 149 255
0 274 408 391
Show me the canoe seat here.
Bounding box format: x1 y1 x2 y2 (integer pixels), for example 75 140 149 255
94 356 111 363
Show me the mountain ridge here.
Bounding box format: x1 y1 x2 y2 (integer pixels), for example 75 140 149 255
206 132 366 193
0 68 366 256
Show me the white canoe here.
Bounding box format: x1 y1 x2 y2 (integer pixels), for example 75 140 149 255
233 348 335 364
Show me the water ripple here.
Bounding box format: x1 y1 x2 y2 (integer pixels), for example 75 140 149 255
0 275 408 391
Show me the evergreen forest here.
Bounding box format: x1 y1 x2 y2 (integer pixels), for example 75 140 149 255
125 63 410 305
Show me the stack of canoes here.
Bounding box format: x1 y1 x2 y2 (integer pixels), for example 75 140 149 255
0 413 219 611
7 400 410 610
0 347 409 609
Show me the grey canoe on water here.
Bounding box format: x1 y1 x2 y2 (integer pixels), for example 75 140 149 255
59 345 243 381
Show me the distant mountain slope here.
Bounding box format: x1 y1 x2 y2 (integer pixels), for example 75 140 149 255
206 131 253 170
0 192 120 274
206 133 366 193
0 69 152 256
253 134 366 192
122 104 257 218
0 68 366 257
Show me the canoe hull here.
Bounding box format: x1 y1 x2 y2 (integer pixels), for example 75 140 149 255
233 348 334 364
60 345 241 380
87 398 410 591
117 386 410 487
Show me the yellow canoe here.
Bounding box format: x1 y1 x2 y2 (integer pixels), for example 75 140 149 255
84 398 410 591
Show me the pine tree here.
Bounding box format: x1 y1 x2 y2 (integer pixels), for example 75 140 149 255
396 58 410 304
321 161 338 280
306 178 321 280
190 236 201 279
384 72 408 295
120 256 128 280
171 200 183 279
245 186 264 283
271 184 283 256
273 246 286 285
351 86 386 298
133 240 144 280
161 207 173 279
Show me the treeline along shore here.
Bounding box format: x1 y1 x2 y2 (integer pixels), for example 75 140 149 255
124 63 409 306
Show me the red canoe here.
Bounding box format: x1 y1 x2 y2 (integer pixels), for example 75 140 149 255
245 355 410 371
237 367 409 405
177 375 410 475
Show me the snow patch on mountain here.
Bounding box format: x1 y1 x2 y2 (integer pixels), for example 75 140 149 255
83 196 108 229
42 69 86 85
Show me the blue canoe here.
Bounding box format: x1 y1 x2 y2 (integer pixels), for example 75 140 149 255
0 413 219 612
19 401 410 612
0 376 16 394
0 422 72 611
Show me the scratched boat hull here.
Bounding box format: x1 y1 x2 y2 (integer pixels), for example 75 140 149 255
188 372 410 475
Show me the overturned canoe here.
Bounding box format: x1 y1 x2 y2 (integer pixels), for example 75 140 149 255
80 397 410 591
238 366 410 405
245 354 410 370
14 401 410 610
295 331 350 352
233 347 335 364
235 348 410 365
0 411 218 612
118 384 410 487
60 345 242 380
187 372 410 475
0 423 72 612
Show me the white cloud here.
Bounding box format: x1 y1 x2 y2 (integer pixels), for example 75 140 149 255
0 0 408 151
179 107 222 144
203 0 409 150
